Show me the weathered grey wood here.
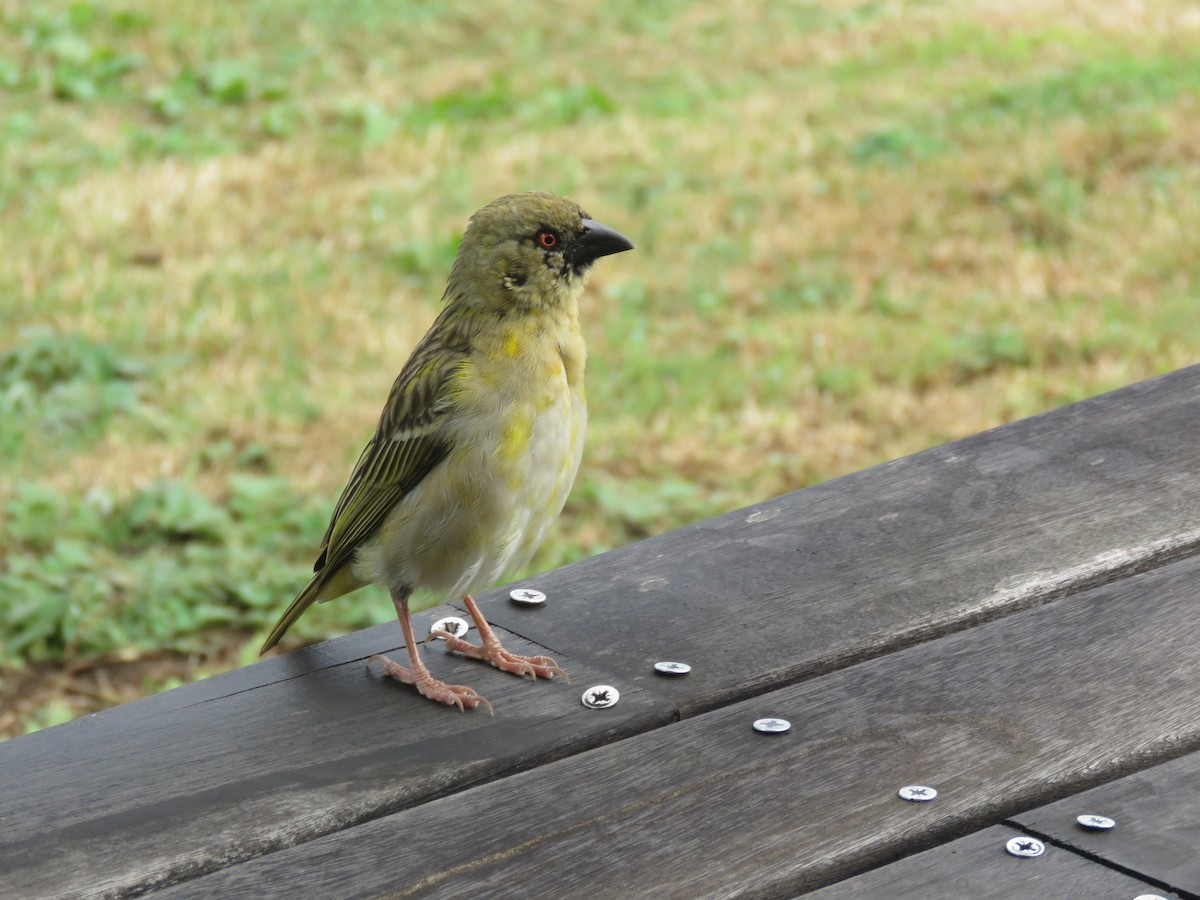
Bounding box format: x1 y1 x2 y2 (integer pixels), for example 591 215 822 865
76 618 417 716
153 553 1200 899
807 826 1172 899
7 367 1200 897
1013 751 1200 897
470 365 1200 715
0 605 675 899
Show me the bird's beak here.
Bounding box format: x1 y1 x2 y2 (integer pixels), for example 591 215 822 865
574 219 635 265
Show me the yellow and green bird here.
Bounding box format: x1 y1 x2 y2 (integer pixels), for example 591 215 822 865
260 192 634 712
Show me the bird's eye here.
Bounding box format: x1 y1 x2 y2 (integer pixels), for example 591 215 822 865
537 230 559 249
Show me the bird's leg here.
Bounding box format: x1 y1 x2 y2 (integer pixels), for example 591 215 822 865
434 594 569 683
369 593 493 714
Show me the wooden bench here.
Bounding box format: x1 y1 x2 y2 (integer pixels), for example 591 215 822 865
4 366 1200 898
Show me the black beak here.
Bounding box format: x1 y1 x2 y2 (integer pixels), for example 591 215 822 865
571 219 635 269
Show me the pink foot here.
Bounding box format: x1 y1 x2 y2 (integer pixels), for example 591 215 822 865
368 654 494 715
432 632 569 683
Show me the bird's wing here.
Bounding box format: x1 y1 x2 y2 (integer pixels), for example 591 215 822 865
313 325 466 581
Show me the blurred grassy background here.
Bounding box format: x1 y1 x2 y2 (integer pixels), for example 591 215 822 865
2 0 1198 739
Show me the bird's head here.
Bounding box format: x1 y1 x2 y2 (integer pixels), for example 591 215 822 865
446 192 634 314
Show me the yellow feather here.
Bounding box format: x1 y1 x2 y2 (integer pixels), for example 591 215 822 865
260 192 631 655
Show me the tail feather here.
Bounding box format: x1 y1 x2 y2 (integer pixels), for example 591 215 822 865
259 564 366 654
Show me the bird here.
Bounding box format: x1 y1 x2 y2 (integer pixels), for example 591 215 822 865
260 192 634 712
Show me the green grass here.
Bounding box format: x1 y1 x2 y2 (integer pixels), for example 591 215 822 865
4 477 329 664
2 0 1199 737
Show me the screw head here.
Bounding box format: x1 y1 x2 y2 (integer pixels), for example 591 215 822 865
1005 836 1045 858
752 717 791 735
429 616 469 639
509 588 547 606
653 661 692 676
581 685 620 709
1133 895 1170 900
1076 814 1116 831
898 785 938 802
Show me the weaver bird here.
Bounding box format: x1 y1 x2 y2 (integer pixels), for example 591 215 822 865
260 192 634 712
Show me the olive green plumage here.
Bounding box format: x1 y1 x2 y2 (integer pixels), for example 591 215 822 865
260 193 634 677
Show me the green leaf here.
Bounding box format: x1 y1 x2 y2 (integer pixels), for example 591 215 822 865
201 60 251 104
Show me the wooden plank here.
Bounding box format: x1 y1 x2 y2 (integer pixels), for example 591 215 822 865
807 826 1171 899
6 367 1200 896
0 605 676 899
466 365 1200 715
151 553 1200 898
1012 751 1200 896
72 619 414 716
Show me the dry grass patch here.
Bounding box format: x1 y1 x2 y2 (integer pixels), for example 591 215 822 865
2 0 1198 738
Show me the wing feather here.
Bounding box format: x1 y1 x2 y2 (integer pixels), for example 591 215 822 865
312 312 469 580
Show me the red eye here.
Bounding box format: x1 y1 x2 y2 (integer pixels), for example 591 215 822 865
538 231 558 249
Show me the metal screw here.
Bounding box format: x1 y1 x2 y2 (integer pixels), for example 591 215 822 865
1132 895 1170 900
509 588 547 606
898 785 938 802
429 616 469 639
581 685 619 709
753 717 791 735
1005 836 1045 858
653 661 691 676
1076 814 1116 831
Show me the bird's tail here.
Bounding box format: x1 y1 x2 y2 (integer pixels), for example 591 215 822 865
259 564 364 654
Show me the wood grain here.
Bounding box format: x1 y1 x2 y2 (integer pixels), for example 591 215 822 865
155 553 1200 898
8 367 1200 896
1013 751 1200 897
0 607 675 899
807 826 1173 899
469 365 1200 715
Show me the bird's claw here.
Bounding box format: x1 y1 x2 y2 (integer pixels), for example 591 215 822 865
438 636 569 684
368 653 495 715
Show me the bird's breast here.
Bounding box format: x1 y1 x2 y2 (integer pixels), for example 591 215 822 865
481 356 584 494
365 319 587 604
452 322 586 521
